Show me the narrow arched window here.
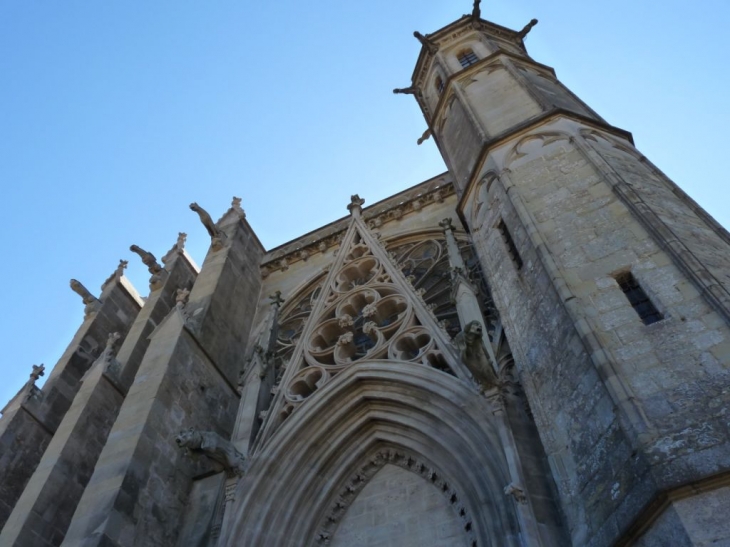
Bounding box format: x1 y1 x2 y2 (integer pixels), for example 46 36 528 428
457 48 479 68
435 76 445 95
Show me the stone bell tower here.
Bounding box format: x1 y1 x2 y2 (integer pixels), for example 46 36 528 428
397 3 730 546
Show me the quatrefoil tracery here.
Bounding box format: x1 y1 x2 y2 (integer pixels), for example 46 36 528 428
308 286 412 368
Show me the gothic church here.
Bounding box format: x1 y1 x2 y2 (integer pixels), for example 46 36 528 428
2 3 730 546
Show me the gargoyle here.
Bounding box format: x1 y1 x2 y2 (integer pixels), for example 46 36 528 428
130 245 162 274
413 31 438 55
516 19 538 40
175 428 246 476
453 320 498 391
190 202 225 250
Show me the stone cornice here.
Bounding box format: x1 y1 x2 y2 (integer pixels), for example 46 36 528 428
261 174 455 272
421 49 558 125
410 16 528 87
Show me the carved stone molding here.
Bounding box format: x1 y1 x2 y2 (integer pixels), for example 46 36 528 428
261 179 454 271
315 447 477 546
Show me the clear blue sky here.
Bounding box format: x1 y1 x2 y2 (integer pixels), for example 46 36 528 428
1 0 728 406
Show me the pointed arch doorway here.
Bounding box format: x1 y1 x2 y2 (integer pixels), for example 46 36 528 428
224 361 522 546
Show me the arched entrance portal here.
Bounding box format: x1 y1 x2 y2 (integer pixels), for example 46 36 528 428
224 361 522 546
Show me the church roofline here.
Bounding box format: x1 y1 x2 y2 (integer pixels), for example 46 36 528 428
261 172 454 268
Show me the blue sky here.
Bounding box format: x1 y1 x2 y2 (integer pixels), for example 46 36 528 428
1 0 728 406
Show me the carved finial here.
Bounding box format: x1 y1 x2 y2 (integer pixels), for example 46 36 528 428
101 260 128 290
269 291 285 308
106 332 121 351
130 245 162 274
417 128 432 145
516 18 538 40
439 217 454 232
393 86 417 95
176 232 187 251
413 31 438 54
30 364 45 382
347 194 365 216
176 288 191 308
161 232 187 267
190 202 225 250
472 0 481 19
231 196 246 219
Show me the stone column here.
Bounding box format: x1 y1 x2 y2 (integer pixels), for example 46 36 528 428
232 292 281 455
0 270 141 530
61 199 264 547
0 243 197 546
439 217 498 369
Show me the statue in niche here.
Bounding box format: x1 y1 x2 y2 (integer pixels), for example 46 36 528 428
176 428 246 476
453 320 498 391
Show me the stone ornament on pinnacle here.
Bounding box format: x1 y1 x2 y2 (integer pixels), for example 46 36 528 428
101 260 128 290
231 196 246 220
347 194 365 217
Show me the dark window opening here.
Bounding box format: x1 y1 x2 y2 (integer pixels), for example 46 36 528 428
615 272 663 325
498 220 523 270
457 49 479 68
435 76 445 95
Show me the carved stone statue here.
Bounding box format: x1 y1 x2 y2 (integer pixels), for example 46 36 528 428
175 428 246 476
472 0 481 19
100 332 122 375
347 194 365 216
453 320 498 390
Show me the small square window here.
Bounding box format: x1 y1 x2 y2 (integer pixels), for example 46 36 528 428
457 49 479 68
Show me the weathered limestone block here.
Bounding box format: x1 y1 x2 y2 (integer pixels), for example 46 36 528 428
0 274 142 530
61 205 262 546
0 249 197 547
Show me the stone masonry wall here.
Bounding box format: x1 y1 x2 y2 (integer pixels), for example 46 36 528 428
467 173 646 546
464 117 730 544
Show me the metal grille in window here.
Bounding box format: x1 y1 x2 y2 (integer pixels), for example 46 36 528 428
497 220 523 270
615 272 662 325
457 49 479 68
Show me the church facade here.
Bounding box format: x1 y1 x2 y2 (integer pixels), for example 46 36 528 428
2 5 730 546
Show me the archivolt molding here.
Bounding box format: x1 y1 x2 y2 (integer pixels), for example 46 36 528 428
315 447 477 546
224 361 520 547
